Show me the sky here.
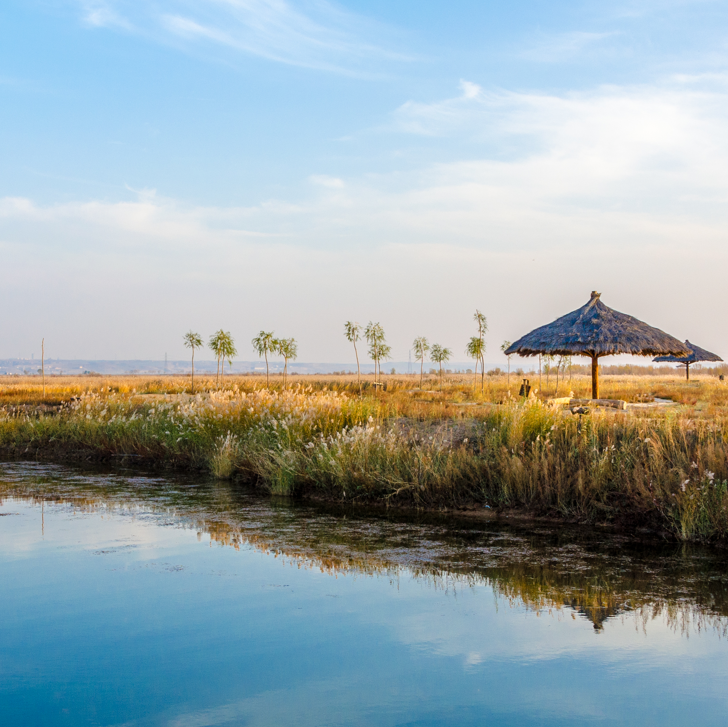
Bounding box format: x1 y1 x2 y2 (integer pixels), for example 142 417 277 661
2 0 728 363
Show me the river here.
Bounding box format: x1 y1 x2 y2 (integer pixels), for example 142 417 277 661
1 462 727 726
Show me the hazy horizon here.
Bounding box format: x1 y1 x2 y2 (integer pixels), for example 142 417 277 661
2 1 727 363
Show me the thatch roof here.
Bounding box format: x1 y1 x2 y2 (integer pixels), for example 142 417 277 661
653 340 723 365
505 292 690 359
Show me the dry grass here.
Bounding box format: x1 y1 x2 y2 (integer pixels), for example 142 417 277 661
2 373 728 541
2 371 728 411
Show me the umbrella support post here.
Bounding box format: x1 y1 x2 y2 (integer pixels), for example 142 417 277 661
591 355 599 400
686 363 690 382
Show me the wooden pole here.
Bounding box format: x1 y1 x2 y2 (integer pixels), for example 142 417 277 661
41 338 45 399
686 362 690 382
591 354 599 400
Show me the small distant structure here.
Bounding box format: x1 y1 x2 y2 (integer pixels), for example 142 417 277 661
653 340 723 381
505 291 689 400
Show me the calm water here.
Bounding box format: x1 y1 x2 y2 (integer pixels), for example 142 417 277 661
1 463 728 726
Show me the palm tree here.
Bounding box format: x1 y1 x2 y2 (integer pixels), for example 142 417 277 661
219 332 237 381
412 336 429 389
375 341 392 384
466 336 484 389
277 337 298 388
252 331 276 386
208 330 226 384
501 340 512 388
473 310 488 392
183 331 203 394
344 322 362 394
364 322 386 384
430 344 452 388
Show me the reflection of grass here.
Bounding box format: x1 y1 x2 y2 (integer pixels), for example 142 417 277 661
1 375 728 540
2 471 726 636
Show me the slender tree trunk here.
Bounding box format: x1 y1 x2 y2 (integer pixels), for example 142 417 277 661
420 358 424 389
284 358 288 388
354 341 361 395
439 361 443 389
686 363 690 381
539 355 542 394
555 361 560 396
591 355 599 400
41 338 45 399
191 347 195 394
265 350 269 386
480 354 485 392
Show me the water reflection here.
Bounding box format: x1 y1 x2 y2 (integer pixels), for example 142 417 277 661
2 461 727 637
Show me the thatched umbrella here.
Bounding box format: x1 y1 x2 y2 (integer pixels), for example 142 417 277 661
653 340 723 381
505 291 690 400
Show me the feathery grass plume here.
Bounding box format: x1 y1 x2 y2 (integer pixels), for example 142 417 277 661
209 432 239 479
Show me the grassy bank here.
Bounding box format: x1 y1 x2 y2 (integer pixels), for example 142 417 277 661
1 374 728 541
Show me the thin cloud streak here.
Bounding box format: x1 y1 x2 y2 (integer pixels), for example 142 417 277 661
519 31 618 63
75 0 411 75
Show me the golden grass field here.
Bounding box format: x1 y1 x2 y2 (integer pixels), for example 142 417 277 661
2 372 728 541
1 371 727 413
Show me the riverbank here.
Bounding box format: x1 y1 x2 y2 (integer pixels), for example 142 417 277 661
1 375 727 542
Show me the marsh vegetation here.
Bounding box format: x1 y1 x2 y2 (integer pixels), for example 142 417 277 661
1 372 728 541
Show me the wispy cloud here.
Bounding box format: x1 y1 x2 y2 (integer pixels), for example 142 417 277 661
393 79 487 136
519 31 617 63
309 174 345 188
74 0 410 75
80 1 132 30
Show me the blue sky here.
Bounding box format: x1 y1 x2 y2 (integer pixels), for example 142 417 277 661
2 1 728 362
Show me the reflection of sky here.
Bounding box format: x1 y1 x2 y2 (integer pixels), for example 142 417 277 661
1 501 727 726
